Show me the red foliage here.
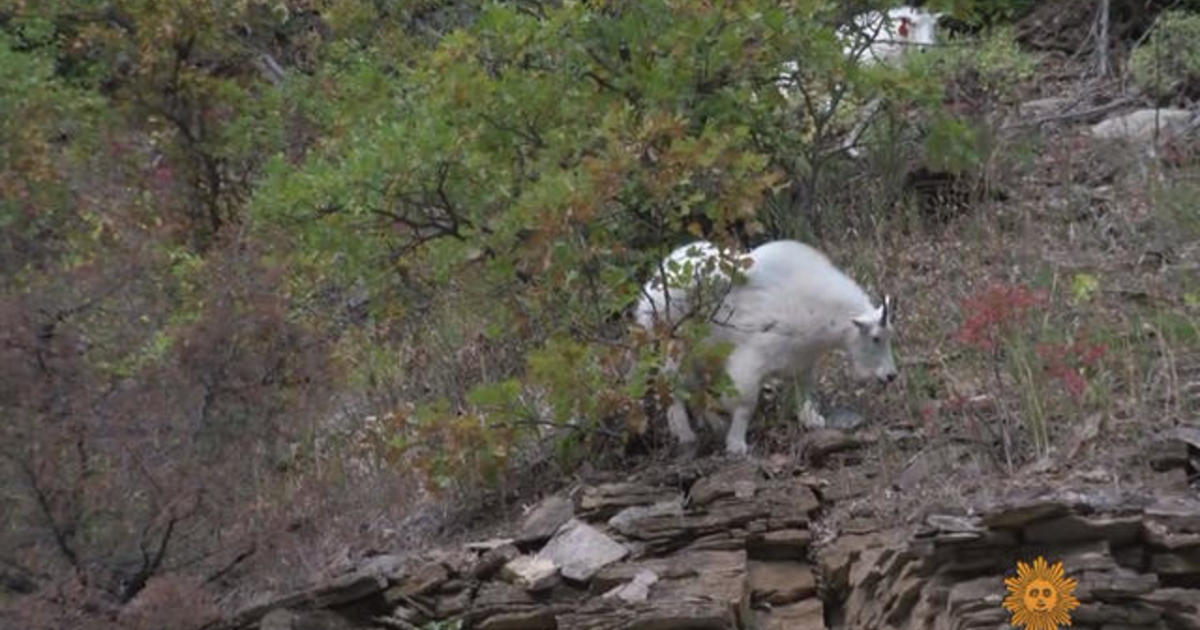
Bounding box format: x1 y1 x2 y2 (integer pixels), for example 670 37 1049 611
1037 332 1108 403
956 282 1047 352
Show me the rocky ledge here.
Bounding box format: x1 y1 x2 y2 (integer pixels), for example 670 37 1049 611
208 432 1200 630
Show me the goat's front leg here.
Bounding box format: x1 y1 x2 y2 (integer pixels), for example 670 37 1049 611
723 347 765 456
794 362 827 430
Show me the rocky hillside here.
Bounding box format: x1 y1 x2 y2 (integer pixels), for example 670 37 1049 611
204 425 1200 630
4 3 1199 629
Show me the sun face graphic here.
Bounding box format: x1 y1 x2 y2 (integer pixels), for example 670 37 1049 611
1003 556 1080 630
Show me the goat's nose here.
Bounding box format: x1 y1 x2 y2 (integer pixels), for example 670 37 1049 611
884 372 897 384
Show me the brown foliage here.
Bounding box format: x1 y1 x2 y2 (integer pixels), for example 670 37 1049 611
0 232 341 618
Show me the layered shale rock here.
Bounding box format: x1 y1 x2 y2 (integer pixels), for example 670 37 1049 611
211 437 1200 630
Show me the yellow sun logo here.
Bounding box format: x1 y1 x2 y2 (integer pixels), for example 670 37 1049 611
1003 556 1081 630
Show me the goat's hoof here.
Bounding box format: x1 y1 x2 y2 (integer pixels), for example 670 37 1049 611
724 440 749 458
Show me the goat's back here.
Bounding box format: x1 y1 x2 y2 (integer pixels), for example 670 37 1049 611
722 240 872 333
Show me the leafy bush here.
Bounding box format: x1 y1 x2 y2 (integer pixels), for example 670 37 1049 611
1130 10 1200 102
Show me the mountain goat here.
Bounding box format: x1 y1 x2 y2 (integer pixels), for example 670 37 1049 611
775 5 944 100
635 241 744 332
843 6 943 65
636 239 897 456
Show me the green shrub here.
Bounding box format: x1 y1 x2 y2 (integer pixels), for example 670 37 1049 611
1130 10 1200 102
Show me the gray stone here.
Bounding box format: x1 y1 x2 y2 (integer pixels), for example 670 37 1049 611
500 555 560 592
471 543 520 580
1074 602 1161 626
689 461 760 506
1090 108 1196 144
518 494 575 544
1024 514 1142 546
1146 496 1200 532
1150 548 1200 575
579 482 682 519
385 561 447 601
1077 568 1159 599
1139 588 1200 628
465 538 516 552
748 528 812 560
608 499 684 536
748 560 816 605
566 549 748 629
1058 540 1120 573
826 406 866 431
601 569 658 603
981 501 1069 529
292 610 356 630
925 513 984 533
435 587 472 618
356 553 409 583
946 575 1004 614
756 597 824 630
477 608 559 630
537 519 629 582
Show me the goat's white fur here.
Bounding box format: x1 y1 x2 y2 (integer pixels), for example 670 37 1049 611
636 239 898 456
635 241 743 331
844 6 943 65
775 6 944 100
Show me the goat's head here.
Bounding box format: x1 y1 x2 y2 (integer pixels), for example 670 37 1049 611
846 294 898 384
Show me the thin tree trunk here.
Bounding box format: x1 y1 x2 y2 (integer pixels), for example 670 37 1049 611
1094 0 1111 77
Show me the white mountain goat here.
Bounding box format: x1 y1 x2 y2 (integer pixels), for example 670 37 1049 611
636 239 897 456
634 241 744 332
843 5 943 65
774 6 943 157
775 6 944 100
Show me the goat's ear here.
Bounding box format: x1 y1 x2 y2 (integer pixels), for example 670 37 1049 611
853 305 883 332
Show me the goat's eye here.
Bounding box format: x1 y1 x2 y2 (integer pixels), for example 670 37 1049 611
872 336 881 345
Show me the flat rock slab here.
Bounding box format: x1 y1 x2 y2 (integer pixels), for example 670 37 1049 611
557 598 739 630
537 519 629 582
1090 108 1196 144
579 482 683 520
756 597 825 630
477 608 559 630
592 549 747 615
518 495 575 544
689 461 761 506
1024 514 1143 546
388 560 448 599
501 555 559 592
748 560 816 605
601 569 659 603
748 528 812 560
471 543 520 580
608 499 684 536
